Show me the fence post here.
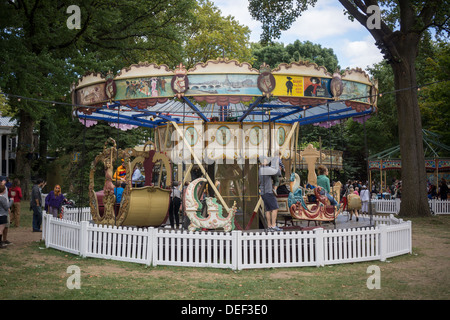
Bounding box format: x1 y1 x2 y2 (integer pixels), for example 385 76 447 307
45 214 52 248
146 227 154 266
152 227 158 267
395 198 401 214
41 213 47 242
232 230 242 271
407 221 412 254
314 228 324 267
379 224 388 262
79 221 88 258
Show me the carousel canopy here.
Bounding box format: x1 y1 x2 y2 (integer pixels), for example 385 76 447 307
72 59 378 129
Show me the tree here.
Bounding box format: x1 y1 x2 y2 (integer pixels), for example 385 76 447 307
249 0 450 217
183 0 253 68
0 0 196 198
252 40 340 71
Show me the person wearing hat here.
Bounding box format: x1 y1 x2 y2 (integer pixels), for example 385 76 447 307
113 159 127 182
285 77 293 95
360 185 370 215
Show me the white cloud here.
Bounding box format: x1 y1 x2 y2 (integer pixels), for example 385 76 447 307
282 0 362 42
211 0 385 69
339 36 384 69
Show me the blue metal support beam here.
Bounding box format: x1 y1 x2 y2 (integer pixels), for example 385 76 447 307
182 97 209 122
291 110 373 126
238 96 265 122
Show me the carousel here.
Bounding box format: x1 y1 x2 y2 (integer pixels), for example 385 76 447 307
72 58 378 231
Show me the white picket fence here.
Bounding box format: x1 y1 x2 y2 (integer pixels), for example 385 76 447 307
372 199 450 215
42 211 412 270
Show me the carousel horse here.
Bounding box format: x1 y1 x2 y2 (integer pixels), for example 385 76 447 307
288 173 342 222
184 178 237 232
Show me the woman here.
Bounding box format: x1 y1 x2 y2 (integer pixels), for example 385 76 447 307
8 178 22 227
0 184 13 249
316 165 338 207
45 185 66 218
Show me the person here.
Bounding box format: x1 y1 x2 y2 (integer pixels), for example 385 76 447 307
114 181 125 204
0 178 11 245
259 156 282 232
113 158 127 182
304 77 324 96
0 184 14 249
169 181 182 229
181 181 190 230
31 178 46 232
439 178 448 200
347 186 361 221
8 178 22 227
271 157 285 195
132 164 145 187
360 185 370 215
316 165 338 207
45 185 66 218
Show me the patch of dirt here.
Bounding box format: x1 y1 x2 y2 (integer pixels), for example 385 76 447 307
4 226 42 249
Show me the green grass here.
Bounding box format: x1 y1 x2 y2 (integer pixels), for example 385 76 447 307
1 202 450 300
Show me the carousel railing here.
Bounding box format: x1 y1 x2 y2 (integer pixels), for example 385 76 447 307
41 212 412 270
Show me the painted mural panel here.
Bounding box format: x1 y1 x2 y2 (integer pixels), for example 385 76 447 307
186 74 260 96
272 75 304 97
115 77 174 99
303 77 331 98
340 80 370 103
76 83 107 105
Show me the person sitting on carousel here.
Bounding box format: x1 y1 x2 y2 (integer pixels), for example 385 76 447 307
316 165 339 208
113 158 127 182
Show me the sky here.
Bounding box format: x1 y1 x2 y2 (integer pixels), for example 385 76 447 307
211 0 385 70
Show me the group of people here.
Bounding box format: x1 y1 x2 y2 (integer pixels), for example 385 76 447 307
428 178 449 200
259 157 344 232
0 177 21 248
1 176 66 248
30 179 67 233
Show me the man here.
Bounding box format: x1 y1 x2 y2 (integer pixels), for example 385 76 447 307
31 178 46 232
259 156 282 232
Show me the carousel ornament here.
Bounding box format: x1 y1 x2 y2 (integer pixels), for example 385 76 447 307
330 70 344 101
184 178 237 232
257 63 275 98
171 63 189 99
104 71 117 101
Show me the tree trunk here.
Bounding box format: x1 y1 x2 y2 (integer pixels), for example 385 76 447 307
16 110 35 200
390 34 431 217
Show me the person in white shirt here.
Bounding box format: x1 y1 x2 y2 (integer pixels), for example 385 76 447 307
360 185 370 215
131 164 145 187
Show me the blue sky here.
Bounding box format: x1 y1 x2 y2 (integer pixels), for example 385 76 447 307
212 0 384 71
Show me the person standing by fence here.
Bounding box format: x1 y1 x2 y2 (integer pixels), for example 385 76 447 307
45 185 66 218
31 178 45 232
169 181 182 229
8 178 22 227
0 184 14 248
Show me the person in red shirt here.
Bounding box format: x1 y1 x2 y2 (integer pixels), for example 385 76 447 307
8 178 22 227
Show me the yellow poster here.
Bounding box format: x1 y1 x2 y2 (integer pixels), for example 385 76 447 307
273 75 304 97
